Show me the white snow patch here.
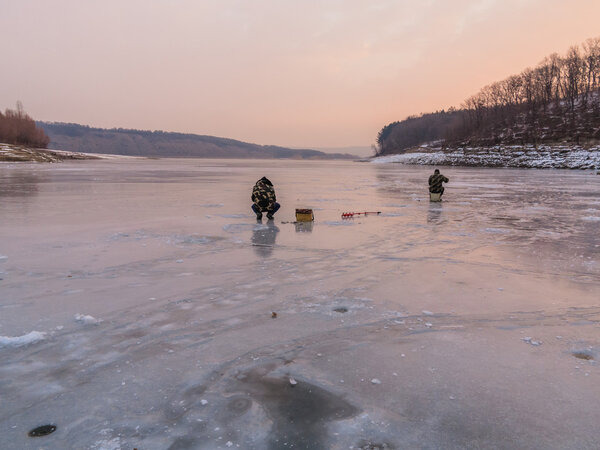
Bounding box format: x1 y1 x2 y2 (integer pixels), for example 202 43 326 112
521 337 542 346
91 437 121 450
74 313 102 325
0 331 46 348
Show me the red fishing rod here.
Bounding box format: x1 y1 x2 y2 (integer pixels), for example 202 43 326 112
341 211 381 218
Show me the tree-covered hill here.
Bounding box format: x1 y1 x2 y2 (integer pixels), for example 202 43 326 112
38 122 355 160
377 36 600 156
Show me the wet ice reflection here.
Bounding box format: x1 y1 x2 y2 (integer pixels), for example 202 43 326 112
251 223 280 257
0 159 599 449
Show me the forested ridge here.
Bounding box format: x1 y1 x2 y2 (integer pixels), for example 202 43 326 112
377 37 600 156
39 122 354 160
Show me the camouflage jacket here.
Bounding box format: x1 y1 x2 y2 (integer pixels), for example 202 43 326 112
252 180 276 211
428 173 449 193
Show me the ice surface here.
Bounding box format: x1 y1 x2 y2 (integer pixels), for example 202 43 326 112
1 159 599 449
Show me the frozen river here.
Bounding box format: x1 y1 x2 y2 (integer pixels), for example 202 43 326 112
1 158 599 449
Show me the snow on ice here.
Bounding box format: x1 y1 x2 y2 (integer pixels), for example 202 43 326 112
74 313 102 325
0 331 46 348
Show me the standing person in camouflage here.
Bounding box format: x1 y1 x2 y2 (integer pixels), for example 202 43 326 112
251 176 280 221
428 169 449 197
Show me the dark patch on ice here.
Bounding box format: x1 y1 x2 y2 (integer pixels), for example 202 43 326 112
233 368 359 450
356 441 395 449
28 424 56 437
184 383 208 398
226 395 252 416
167 436 198 449
333 307 349 313
572 351 594 360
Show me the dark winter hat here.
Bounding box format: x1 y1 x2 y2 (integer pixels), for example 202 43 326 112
259 176 273 186
434 169 440 174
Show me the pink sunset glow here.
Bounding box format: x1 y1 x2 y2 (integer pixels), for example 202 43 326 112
1 0 599 152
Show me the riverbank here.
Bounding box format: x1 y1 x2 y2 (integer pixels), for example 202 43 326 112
0 143 145 163
372 143 600 170
0 143 104 162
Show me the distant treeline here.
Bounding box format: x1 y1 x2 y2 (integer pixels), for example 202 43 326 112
39 122 355 160
0 102 49 148
377 36 600 155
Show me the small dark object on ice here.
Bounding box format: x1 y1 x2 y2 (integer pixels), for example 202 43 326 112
28 425 56 437
356 440 393 449
271 311 278 318
572 351 593 360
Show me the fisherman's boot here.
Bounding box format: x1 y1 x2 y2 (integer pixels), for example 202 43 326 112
252 205 263 221
266 212 274 220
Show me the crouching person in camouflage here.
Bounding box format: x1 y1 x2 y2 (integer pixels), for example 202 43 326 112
251 177 280 221
428 169 449 198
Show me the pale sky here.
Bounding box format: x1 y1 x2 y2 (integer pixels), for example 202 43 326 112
1 0 599 151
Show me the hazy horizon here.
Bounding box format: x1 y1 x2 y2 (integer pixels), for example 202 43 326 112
1 1 599 149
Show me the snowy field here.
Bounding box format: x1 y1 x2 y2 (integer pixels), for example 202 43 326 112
1 158 599 449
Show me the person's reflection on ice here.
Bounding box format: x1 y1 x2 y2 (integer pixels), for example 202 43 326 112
427 202 444 225
251 221 280 257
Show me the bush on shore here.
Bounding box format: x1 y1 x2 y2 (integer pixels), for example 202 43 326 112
0 102 49 148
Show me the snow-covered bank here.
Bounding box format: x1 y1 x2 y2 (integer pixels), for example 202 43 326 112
0 143 139 162
372 144 600 170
